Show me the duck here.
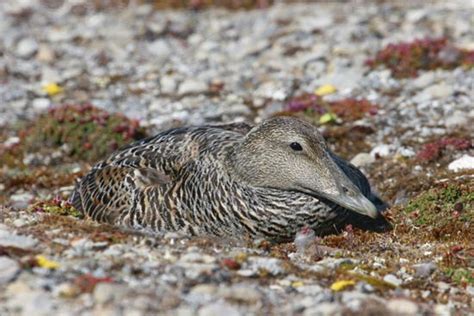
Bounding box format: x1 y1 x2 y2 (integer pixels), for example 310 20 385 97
70 116 391 242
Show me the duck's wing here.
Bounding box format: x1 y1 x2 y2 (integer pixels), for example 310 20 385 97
70 124 245 226
207 122 253 135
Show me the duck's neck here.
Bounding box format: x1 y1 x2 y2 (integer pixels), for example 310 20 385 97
224 142 268 187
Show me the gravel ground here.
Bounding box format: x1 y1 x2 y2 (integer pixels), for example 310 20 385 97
0 0 473 315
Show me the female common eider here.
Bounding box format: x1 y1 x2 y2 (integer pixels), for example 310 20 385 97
71 116 391 241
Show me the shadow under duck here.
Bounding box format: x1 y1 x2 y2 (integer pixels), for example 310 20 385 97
71 116 391 242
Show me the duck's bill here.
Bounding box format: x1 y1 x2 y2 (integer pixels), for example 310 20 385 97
332 194 378 219
302 187 379 219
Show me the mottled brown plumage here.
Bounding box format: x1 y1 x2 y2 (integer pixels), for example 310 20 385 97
71 117 390 241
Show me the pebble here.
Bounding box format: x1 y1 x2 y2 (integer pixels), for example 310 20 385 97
0 226 38 249
0 257 20 284
350 152 374 167
387 299 418 315
93 283 131 304
147 39 172 61
370 144 395 158
218 285 261 304
160 75 178 94
16 38 39 58
179 252 216 264
178 79 208 95
12 218 27 227
303 302 343 316
4 136 20 147
445 110 468 128
437 282 451 293
36 45 55 63
198 301 241 316
448 155 474 172
9 192 35 209
238 257 285 277
412 71 435 89
383 274 402 287
32 98 51 112
190 284 218 295
466 285 474 296
413 262 437 278
420 83 454 100
434 304 452 316
7 290 55 316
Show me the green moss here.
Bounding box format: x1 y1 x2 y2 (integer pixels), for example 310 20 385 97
29 198 83 219
22 103 147 162
404 184 473 227
444 268 474 286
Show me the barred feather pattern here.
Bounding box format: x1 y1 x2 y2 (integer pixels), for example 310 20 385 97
70 122 378 242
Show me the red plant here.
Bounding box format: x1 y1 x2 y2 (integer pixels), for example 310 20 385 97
286 94 377 122
73 274 113 293
366 38 474 78
416 137 472 162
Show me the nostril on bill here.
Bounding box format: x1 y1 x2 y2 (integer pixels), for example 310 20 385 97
342 186 349 194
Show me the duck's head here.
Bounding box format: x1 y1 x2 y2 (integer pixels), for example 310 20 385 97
228 116 378 219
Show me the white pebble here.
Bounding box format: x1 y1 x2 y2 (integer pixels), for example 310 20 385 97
448 155 474 172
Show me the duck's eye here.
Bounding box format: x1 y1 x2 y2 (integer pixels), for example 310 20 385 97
290 142 303 151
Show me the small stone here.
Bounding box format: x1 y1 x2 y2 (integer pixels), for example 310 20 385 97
413 262 437 278
0 226 38 249
147 39 171 61
12 218 27 228
295 284 324 295
53 282 79 298
466 285 474 296
179 252 216 264
4 136 20 147
0 257 20 284
239 257 285 276
370 144 395 158
178 79 208 95
36 45 55 62
383 274 402 287
93 283 130 304
412 72 435 89
340 291 369 311
198 301 241 316
422 83 454 100
174 307 195 316
448 155 474 172
218 285 261 304
32 98 51 112
16 38 38 58
160 76 178 94
190 284 217 295
303 302 343 316
387 299 418 315
445 111 468 129
9 192 35 209
350 153 374 167
437 281 451 293
434 304 452 316
397 147 415 157
6 289 54 316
